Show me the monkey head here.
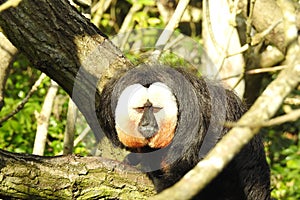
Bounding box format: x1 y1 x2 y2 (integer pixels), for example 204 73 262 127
115 82 178 149
98 64 203 168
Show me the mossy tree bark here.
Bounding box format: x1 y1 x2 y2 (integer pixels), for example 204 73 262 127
0 149 154 199
0 0 133 141
0 0 153 198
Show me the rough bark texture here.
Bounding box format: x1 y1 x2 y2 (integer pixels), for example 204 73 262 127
0 0 133 141
0 0 148 198
0 149 154 199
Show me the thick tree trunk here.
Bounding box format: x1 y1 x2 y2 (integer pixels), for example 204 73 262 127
0 149 154 199
0 0 133 141
0 0 150 198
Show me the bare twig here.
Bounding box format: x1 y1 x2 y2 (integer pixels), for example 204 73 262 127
251 20 282 46
246 65 287 74
58 126 91 156
151 50 300 200
117 3 142 51
225 44 249 58
252 108 300 127
63 99 78 155
150 0 190 61
73 126 90 147
284 97 300 106
0 73 47 125
33 80 59 155
151 2 300 198
118 3 142 34
246 0 256 45
222 65 287 81
225 108 300 128
91 0 112 26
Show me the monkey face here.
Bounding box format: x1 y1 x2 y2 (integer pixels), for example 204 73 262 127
115 82 178 149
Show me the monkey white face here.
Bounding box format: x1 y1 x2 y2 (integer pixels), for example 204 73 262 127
115 82 178 148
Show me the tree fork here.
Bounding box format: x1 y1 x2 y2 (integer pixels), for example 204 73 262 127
0 0 151 198
0 0 133 140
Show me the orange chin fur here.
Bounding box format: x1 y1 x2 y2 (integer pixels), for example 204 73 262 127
148 120 176 148
116 126 148 147
116 119 176 149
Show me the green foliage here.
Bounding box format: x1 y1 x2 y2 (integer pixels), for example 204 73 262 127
264 121 300 199
271 144 300 199
97 0 165 35
0 55 93 156
0 55 42 153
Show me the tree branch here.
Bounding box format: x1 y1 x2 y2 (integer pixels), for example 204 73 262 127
0 0 133 140
150 10 300 199
33 79 59 155
0 73 47 125
0 0 22 12
0 149 155 199
150 0 190 61
151 45 300 200
250 0 300 53
0 0 146 197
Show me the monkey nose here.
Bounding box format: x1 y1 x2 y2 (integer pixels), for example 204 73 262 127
137 101 159 138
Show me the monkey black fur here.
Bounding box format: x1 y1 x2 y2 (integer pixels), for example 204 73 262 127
98 64 270 200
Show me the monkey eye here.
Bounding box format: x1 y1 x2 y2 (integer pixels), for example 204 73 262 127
153 107 162 113
134 107 145 113
133 106 162 113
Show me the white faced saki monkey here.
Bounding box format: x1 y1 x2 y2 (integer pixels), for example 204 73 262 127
98 64 270 200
